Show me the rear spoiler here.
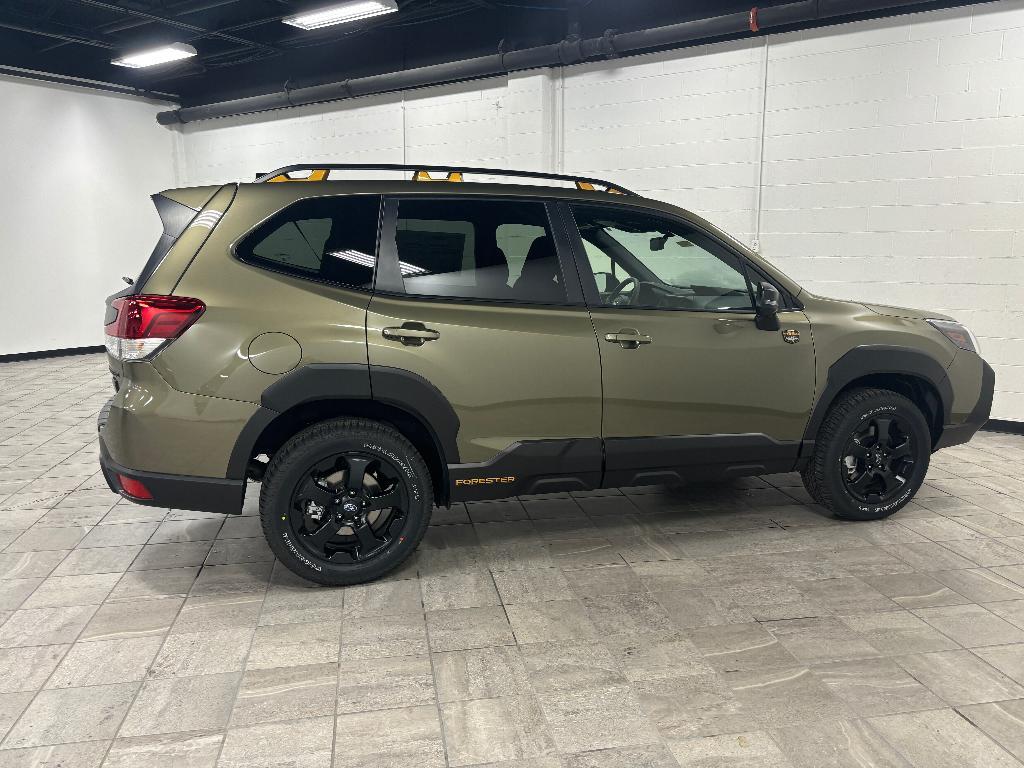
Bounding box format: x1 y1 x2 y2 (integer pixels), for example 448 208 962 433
134 185 223 292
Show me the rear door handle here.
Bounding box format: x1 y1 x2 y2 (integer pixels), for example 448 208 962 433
604 328 652 349
382 322 441 346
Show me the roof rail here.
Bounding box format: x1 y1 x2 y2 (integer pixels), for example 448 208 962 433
254 164 632 195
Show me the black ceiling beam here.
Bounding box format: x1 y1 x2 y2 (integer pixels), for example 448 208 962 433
37 0 254 53
65 0 282 54
0 17 112 49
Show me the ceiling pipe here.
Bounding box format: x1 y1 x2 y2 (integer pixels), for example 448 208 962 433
155 0 975 125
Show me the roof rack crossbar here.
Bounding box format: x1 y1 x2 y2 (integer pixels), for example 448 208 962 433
254 163 632 194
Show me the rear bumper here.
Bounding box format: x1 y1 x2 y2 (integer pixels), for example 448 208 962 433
99 403 244 515
934 360 995 451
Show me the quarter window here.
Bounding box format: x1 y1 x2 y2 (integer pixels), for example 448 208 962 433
236 196 381 289
393 199 565 303
571 205 755 312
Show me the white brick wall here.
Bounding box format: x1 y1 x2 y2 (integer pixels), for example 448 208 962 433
178 0 1024 420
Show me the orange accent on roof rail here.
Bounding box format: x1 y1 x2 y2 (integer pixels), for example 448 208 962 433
413 170 463 182
267 169 329 182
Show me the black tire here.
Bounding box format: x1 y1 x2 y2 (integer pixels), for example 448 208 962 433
260 418 433 586
801 388 931 521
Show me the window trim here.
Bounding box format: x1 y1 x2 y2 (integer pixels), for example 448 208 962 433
231 194 384 293
375 195 586 308
559 200 800 315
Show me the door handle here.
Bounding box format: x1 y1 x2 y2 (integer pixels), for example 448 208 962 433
382 322 440 346
604 328 652 349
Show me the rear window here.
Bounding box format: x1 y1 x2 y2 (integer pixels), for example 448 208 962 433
236 196 382 289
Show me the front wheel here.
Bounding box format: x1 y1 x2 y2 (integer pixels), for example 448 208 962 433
260 418 433 586
801 388 931 521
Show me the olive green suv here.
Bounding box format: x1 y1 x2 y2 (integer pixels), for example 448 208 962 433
99 164 994 585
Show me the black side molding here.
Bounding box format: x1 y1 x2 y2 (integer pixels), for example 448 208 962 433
449 438 602 501
603 433 800 487
802 345 953 444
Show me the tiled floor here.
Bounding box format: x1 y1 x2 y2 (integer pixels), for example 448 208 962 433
0 354 1023 767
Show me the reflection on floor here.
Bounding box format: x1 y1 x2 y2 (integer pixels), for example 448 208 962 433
0 353 1023 767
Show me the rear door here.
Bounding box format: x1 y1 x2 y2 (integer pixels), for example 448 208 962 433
366 196 603 499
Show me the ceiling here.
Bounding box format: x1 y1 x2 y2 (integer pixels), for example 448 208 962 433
0 1 968 109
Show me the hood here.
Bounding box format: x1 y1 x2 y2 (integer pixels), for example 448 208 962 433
862 303 954 322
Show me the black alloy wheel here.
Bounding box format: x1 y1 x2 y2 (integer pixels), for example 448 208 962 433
840 413 916 505
289 452 408 564
260 418 433 585
801 387 931 521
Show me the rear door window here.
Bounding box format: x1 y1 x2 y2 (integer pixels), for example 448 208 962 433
236 196 382 289
392 198 566 304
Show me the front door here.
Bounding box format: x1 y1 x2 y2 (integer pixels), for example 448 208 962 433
562 202 816 486
367 196 603 499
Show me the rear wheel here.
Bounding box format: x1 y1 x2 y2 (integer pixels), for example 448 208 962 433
260 418 432 585
801 388 931 520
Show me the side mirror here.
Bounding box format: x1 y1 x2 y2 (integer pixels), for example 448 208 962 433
755 282 780 331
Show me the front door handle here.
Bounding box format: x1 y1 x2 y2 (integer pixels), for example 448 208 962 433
604 328 652 349
382 322 441 346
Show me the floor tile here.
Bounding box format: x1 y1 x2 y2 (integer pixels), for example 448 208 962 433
149 627 254 678
725 666 855 728
811 658 945 716
539 684 661 753
506 599 599 644
870 708 1021 768
433 645 529 703
103 731 223 768
958 699 1024 763
218 717 333 768
46 636 163 688
895 649 1024 705
119 672 241 737
770 719 911 768
231 662 337 727
3 682 136 748
333 704 445 768
336 653 435 713
426 606 514 651
246 622 339 669
441 695 555 766
666 731 793 768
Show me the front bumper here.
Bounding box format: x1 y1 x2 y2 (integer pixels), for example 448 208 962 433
99 401 245 514
934 360 995 450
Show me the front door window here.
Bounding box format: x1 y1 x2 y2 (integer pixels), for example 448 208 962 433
571 204 755 312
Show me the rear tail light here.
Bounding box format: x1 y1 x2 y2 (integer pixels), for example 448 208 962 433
104 295 205 361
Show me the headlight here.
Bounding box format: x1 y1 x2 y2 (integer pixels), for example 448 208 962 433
927 319 979 354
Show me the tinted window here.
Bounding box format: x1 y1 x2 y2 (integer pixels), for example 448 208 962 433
394 199 565 303
571 205 754 312
237 196 381 289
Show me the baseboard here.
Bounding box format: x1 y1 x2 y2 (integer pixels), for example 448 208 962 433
0 345 105 363
982 419 1024 436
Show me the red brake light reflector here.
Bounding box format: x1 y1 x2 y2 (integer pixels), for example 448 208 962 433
117 474 153 500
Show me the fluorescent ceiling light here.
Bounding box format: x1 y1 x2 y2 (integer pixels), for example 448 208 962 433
112 42 197 69
283 0 398 30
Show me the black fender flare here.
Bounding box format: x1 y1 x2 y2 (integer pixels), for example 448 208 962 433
226 363 460 479
802 345 952 446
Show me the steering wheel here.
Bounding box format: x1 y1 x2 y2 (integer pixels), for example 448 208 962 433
607 276 639 305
